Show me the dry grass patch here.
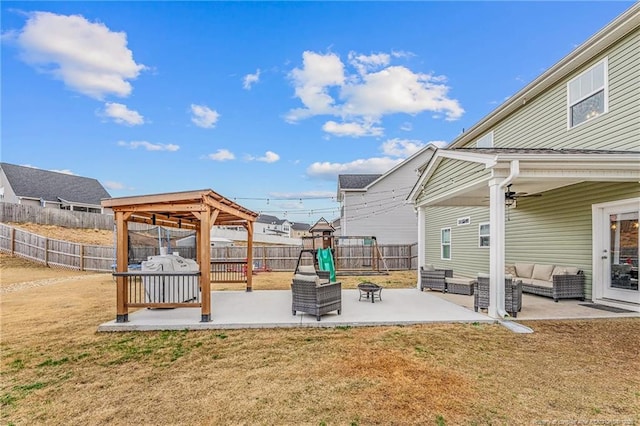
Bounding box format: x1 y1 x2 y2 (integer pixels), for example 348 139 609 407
1 254 639 425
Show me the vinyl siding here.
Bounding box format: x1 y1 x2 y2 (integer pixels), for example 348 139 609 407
417 159 490 205
424 206 490 278
466 29 640 151
342 150 431 244
505 182 640 299
423 182 639 296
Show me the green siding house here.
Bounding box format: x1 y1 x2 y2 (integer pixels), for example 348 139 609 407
409 4 640 316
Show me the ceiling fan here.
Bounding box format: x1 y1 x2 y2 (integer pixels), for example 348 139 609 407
504 184 542 204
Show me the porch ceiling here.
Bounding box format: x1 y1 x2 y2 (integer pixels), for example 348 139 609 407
417 150 640 207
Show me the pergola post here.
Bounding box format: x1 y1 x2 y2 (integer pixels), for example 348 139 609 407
115 211 129 323
200 208 212 322
245 221 254 292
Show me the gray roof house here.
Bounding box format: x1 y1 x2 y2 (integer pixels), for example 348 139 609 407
255 214 292 237
337 145 437 245
408 4 640 316
0 162 111 213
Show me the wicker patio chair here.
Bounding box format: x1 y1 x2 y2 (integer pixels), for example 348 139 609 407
420 266 453 292
474 274 522 318
291 267 341 321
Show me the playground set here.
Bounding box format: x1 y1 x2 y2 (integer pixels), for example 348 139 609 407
293 218 389 279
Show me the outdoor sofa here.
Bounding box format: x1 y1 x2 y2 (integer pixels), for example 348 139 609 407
507 263 585 302
291 265 341 321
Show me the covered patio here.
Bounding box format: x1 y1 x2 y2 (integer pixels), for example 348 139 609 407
410 148 640 318
101 189 258 323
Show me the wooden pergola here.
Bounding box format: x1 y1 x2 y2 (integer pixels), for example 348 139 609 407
102 189 258 322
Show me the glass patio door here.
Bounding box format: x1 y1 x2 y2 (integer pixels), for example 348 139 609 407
603 206 639 303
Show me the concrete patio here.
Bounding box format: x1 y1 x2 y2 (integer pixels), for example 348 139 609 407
97 288 492 331
97 287 638 332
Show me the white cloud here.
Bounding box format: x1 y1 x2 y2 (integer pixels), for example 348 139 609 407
306 157 402 180
380 139 426 157
286 50 464 131
243 69 261 90
322 120 383 138
341 66 464 120
103 102 144 125
257 151 280 163
244 151 280 163
208 149 235 161
104 181 125 190
117 140 179 151
190 104 220 128
348 51 390 76
10 11 145 99
400 122 413 131
286 51 344 122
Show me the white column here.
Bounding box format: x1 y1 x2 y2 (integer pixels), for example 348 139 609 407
488 179 506 318
417 206 426 289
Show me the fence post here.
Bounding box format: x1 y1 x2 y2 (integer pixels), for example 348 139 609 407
80 244 85 271
10 227 15 254
44 237 49 266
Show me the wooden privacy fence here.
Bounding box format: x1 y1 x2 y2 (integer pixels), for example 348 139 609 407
0 202 114 230
0 223 418 272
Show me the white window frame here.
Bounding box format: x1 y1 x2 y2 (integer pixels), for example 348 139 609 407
479 223 490 248
441 227 451 260
567 58 608 129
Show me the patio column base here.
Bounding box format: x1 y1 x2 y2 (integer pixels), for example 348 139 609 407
246 288 252 292
201 314 211 322
116 314 128 323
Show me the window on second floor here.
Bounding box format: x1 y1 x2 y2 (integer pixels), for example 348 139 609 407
567 58 608 129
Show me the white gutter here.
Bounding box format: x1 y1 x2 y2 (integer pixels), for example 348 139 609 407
493 160 520 318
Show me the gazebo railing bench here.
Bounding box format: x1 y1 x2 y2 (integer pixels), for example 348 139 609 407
112 271 202 314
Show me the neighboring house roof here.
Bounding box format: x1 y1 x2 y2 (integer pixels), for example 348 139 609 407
1 162 110 205
338 174 382 190
448 3 640 149
256 214 289 225
291 222 311 231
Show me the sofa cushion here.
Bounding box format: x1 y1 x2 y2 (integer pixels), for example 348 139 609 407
477 272 490 279
515 263 534 279
446 277 475 285
297 265 317 275
505 264 516 276
532 264 555 282
552 266 580 276
530 278 553 288
564 266 579 275
293 273 318 284
423 264 435 271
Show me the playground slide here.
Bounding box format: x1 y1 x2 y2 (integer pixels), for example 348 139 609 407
317 248 336 282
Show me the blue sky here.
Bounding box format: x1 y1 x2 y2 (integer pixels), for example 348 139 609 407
1 1 634 224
